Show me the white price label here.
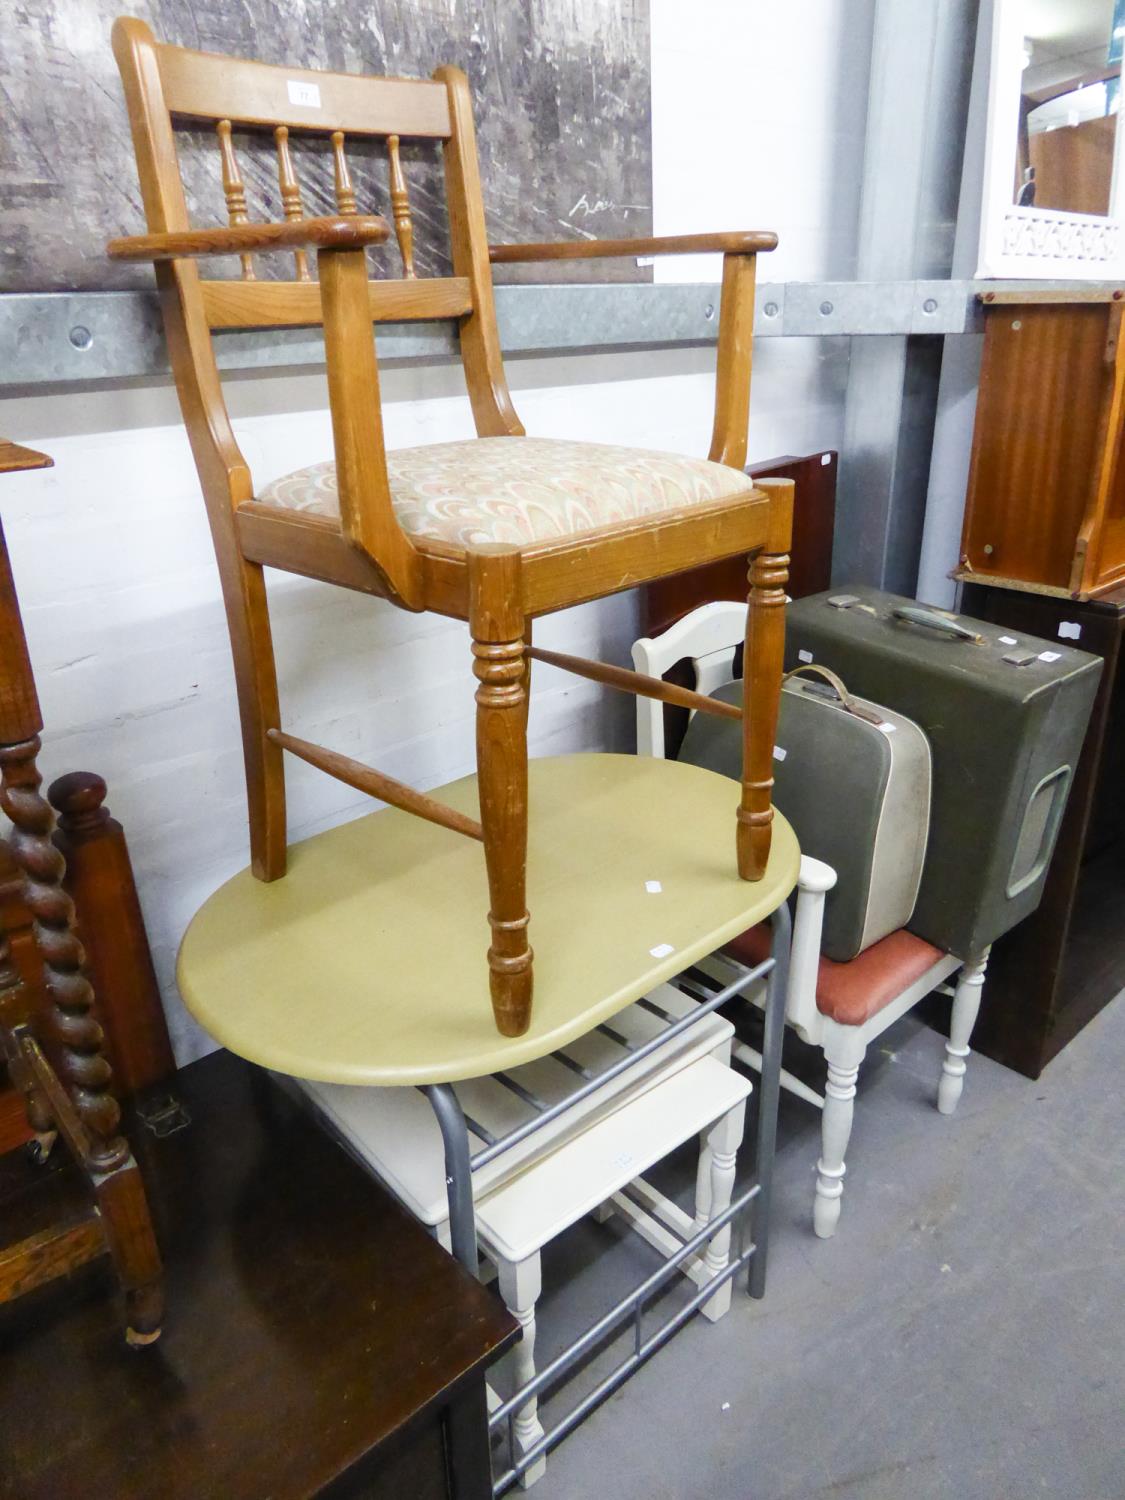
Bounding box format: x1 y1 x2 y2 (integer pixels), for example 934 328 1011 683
798 648 813 663
645 880 662 894
773 745 787 762
287 79 322 108
1058 621 1081 641
1038 651 1061 663
999 635 1018 646
650 943 674 959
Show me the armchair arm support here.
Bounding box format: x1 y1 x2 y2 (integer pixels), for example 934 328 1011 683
787 856 837 1039
108 215 391 263
487 231 777 262
317 247 422 608
488 230 777 471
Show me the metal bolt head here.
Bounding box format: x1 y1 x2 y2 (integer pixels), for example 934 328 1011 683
69 325 93 351
983 543 994 555
1011 319 1022 331
763 300 779 318
923 297 938 314
819 300 834 316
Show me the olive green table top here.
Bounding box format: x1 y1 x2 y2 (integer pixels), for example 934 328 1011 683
177 753 799 1086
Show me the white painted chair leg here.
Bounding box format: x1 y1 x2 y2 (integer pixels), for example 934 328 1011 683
700 1099 746 1321
938 949 989 1116
814 1036 864 1239
590 1200 616 1224
497 1252 546 1488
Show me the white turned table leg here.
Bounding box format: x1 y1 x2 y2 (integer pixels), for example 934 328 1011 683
692 1127 714 1236
700 1099 746 1321
497 1252 546 1488
939 949 989 1116
814 1037 863 1239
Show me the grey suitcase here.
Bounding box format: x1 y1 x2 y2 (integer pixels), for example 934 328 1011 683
783 587 1103 959
679 665 932 962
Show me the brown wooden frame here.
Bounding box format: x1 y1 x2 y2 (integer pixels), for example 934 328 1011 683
108 17 792 1037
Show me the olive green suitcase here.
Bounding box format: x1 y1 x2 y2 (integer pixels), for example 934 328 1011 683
783 587 1103 959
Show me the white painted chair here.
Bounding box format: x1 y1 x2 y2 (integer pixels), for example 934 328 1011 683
633 601 990 1238
292 984 751 1487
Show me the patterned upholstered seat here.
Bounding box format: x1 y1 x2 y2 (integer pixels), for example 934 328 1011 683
257 436 753 549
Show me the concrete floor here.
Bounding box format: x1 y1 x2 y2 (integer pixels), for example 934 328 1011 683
516 994 1125 1500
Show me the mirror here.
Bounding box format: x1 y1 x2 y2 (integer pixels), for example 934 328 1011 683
979 0 1125 277
1016 0 1121 215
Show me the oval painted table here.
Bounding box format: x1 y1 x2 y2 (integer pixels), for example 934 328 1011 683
178 750 798 1312
178 752 800 1085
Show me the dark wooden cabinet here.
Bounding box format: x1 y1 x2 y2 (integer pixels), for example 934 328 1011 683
960 582 1125 1078
0 1050 516 1499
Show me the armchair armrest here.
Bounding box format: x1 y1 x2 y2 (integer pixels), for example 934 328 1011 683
489 229 777 470
108 215 391 263
787 856 837 1039
488 231 777 263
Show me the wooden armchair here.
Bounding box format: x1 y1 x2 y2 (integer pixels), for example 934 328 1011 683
108 18 793 1037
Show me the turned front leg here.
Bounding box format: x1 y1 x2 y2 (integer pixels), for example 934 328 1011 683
470 548 533 1036
815 1038 864 1240
739 478 793 880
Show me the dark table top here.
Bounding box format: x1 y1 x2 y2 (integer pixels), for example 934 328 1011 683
0 1050 516 1499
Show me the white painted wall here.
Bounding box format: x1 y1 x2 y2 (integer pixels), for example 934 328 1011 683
0 2 872 1062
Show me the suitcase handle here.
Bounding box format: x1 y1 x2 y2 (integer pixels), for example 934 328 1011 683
890 605 982 643
783 664 884 725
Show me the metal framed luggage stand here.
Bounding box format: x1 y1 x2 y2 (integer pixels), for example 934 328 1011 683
421 906 789 1495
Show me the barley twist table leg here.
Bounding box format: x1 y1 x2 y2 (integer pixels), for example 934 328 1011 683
0 735 128 1172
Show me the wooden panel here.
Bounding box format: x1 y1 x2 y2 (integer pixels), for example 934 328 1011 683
201 274 472 328
159 45 452 137
960 305 1112 592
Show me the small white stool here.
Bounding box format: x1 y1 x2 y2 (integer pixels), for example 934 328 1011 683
297 985 753 1488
